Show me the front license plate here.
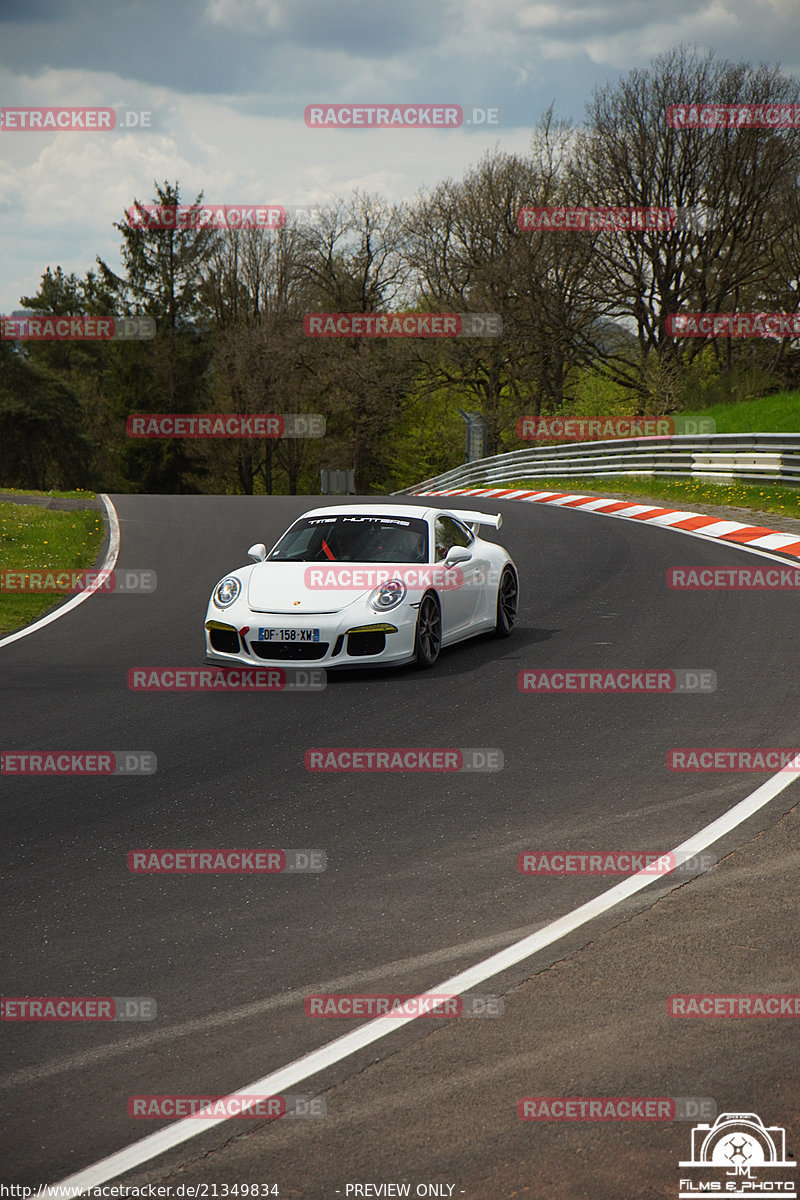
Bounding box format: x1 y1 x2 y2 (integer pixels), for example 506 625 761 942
257 628 320 642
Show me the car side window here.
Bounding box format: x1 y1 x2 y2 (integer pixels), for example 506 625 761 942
434 516 453 562
449 518 474 547
434 515 472 560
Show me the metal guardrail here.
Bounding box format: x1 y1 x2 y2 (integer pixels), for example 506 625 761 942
395 433 800 494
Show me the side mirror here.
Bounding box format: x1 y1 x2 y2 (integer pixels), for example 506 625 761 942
445 546 472 566
247 543 267 562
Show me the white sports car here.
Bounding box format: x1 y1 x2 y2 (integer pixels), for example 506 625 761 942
204 504 518 671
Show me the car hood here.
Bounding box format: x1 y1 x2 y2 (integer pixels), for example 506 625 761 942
246 562 373 614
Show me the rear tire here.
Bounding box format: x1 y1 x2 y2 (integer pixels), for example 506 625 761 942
413 592 442 669
494 566 518 638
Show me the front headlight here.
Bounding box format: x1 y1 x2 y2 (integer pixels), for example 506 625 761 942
213 577 241 608
368 579 406 612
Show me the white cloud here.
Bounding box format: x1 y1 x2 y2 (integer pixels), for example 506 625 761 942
1 0 798 312
203 0 286 34
0 65 534 312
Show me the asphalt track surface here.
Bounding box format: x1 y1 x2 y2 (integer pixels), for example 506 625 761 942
1 493 798 1195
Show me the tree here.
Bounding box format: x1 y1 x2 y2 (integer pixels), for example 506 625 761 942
0 341 91 489
572 46 800 406
96 182 219 491
405 142 604 451
199 219 316 494
298 194 418 490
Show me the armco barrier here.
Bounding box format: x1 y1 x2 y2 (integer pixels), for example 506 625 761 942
394 433 800 495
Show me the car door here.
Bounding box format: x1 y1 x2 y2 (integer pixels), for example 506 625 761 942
450 513 493 625
434 514 481 637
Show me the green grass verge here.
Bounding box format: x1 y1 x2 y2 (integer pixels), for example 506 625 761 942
513 389 800 434
0 503 106 636
0 487 97 500
505 476 800 518
680 391 800 433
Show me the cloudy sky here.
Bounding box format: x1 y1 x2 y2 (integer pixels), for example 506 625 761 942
1 0 798 314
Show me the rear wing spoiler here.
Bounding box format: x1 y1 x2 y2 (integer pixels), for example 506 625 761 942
455 510 503 531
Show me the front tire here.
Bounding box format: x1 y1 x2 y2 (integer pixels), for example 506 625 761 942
494 566 518 638
413 592 442 669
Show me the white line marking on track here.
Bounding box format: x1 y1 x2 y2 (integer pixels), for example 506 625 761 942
0 495 120 649
41 756 800 1195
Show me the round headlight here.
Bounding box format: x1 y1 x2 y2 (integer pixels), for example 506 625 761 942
213 577 241 608
369 579 406 612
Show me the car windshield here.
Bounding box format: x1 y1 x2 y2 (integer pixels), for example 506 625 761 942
268 515 429 563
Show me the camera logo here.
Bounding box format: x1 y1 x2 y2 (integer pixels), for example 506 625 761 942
679 1112 796 1198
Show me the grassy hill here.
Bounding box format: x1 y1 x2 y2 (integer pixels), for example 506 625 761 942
678 391 800 433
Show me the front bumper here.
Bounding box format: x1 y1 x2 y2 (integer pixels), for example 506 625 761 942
204 606 419 669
